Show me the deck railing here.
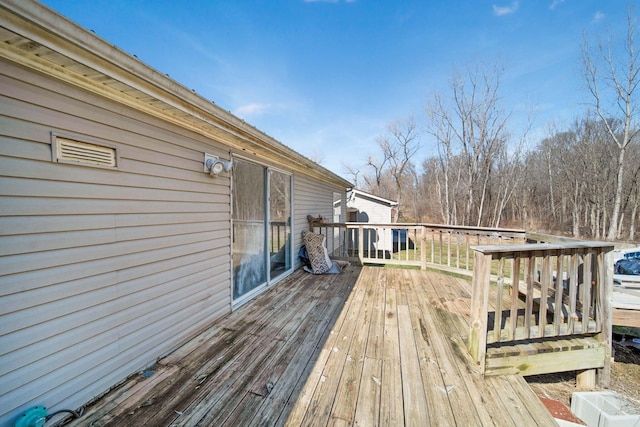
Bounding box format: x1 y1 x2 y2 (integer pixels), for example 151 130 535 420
310 222 527 271
308 222 616 382
308 225 613 329
467 242 615 378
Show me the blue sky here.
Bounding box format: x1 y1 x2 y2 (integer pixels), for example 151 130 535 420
41 0 633 177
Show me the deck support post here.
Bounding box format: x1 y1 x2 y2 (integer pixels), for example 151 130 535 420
595 250 613 387
576 369 596 390
468 251 492 372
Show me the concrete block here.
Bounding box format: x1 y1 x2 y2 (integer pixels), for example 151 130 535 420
571 391 640 427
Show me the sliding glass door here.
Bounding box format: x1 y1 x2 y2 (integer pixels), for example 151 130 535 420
269 169 291 280
232 160 266 300
232 158 292 304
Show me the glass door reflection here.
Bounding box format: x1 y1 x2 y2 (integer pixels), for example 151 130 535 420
232 159 266 300
269 170 291 280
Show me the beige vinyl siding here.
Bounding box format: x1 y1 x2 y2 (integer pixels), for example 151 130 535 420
293 174 346 265
0 60 232 423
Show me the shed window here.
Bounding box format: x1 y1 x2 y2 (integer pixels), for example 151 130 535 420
52 135 117 168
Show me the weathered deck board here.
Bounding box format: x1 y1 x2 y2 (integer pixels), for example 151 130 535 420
397 304 431 425
68 266 557 426
412 273 499 426
405 292 456 426
379 286 404 426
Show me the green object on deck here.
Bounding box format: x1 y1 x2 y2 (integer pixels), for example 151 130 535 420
14 406 47 427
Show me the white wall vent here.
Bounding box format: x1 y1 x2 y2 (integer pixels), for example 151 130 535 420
53 136 117 168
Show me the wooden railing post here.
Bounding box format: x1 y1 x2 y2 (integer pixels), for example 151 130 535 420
596 248 613 386
468 250 492 373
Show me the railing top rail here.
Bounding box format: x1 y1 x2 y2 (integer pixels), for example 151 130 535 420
343 222 423 228
524 231 583 243
472 241 616 254
342 222 526 234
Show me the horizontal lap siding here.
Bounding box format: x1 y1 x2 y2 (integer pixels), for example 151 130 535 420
0 61 232 425
355 198 393 223
293 174 346 264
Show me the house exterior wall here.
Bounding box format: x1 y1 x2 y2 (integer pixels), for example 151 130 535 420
0 53 350 426
0 2 352 423
293 174 346 265
0 60 236 425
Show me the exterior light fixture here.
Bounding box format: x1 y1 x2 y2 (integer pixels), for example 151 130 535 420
204 153 232 176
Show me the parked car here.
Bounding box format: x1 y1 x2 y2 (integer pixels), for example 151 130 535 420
615 258 640 275
613 246 640 263
392 229 414 252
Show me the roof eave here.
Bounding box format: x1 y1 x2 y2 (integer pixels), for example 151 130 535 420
0 0 353 189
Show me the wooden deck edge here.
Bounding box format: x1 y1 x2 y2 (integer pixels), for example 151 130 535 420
484 345 606 377
489 374 560 426
613 307 640 328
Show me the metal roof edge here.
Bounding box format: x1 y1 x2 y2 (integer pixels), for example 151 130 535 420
348 189 398 207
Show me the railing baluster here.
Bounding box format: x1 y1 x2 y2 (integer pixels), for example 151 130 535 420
465 233 470 270
510 255 521 341
539 251 552 338
431 230 435 263
582 252 592 332
525 256 535 339
407 228 411 262
494 256 505 343
568 250 579 334
554 254 565 335
358 225 363 264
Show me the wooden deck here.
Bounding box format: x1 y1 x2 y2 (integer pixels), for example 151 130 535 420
70 266 557 426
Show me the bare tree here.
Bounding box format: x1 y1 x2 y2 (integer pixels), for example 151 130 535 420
620 143 640 239
628 176 640 240
364 140 392 193
420 157 454 223
363 117 420 222
489 136 526 228
523 117 622 239
385 117 421 222
341 162 361 188
427 92 456 224
583 6 640 239
426 63 511 227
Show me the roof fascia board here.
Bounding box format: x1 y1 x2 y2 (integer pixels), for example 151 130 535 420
350 189 398 207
